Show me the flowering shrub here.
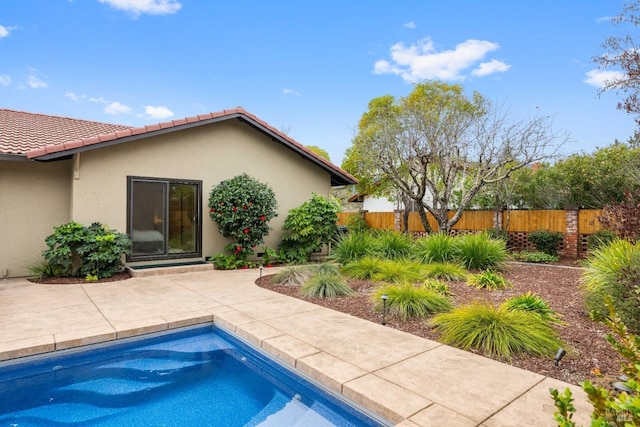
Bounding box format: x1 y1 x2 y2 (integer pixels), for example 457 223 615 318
208 173 277 261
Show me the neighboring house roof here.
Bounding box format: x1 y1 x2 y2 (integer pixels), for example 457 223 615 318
0 107 357 186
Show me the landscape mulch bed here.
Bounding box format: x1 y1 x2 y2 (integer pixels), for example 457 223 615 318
256 261 622 387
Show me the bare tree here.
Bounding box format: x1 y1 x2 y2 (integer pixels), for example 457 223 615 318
596 1 640 124
349 81 566 233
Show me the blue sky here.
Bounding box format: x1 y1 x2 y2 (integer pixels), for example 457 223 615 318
1 0 637 165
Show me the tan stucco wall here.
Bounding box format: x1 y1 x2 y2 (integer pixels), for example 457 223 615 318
71 120 331 263
0 159 72 277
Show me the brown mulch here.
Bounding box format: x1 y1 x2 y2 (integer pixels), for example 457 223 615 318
256 260 622 386
30 270 132 285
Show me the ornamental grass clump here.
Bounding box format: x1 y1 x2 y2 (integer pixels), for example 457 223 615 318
340 256 383 280
467 270 512 290
300 272 353 299
273 265 313 286
371 230 414 260
453 232 508 270
422 262 467 281
502 292 562 324
431 303 565 359
412 233 456 263
330 231 377 265
371 259 426 283
372 282 452 320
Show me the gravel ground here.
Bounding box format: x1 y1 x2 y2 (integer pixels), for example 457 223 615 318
256 261 621 387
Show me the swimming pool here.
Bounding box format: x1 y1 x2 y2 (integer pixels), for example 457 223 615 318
0 325 388 426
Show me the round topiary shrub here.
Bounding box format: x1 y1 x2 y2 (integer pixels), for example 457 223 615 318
208 173 277 261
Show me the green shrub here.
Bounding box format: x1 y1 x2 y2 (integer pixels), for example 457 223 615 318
586 229 618 252
431 303 565 359
511 251 559 264
486 227 510 243
550 297 640 426
412 233 456 263
372 282 452 320
280 194 340 264
43 221 131 279
583 239 640 331
27 259 66 280
371 230 413 260
273 265 313 286
340 256 383 280
208 173 278 261
371 259 426 283
502 292 561 324
467 270 512 290
453 232 508 270
210 253 245 270
329 231 376 265
421 262 467 281
300 272 353 298
345 215 369 233
528 229 563 256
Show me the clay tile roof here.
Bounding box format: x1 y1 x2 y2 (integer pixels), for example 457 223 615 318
0 109 131 156
0 107 357 186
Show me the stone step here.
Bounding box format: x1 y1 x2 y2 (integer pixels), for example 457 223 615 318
126 262 213 277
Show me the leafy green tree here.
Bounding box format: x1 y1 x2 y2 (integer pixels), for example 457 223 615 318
279 194 340 263
306 145 331 161
208 173 277 260
345 81 564 232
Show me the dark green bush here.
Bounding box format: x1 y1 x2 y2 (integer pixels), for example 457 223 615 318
43 221 131 279
587 230 618 251
528 229 563 256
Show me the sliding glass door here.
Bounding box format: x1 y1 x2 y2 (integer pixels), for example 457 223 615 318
128 177 202 260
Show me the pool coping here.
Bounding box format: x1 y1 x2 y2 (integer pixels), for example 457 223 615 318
0 269 594 426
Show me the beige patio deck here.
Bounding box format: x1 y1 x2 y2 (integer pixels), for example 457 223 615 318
0 269 592 426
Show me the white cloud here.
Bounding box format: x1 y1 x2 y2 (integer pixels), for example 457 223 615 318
0 25 9 38
98 0 182 16
0 75 11 86
404 21 416 29
143 105 174 119
27 75 47 89
596 16 613 24
584 69 625 88
472 59 511 76
374 37 508 82
283 88 301 96
65 92 82 102
104 101 132 115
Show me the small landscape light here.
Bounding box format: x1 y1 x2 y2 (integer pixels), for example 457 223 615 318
381 294 388 325
554 348 566 366
259 265 263 278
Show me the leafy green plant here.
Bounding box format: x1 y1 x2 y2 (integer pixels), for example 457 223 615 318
421 262 467 281
42 221 131 279
412 233 456 263
528 229 563 256
210 253 244 270
550 297 640 426
371 259 426 283
345 215 369 233
371 230 413 260
511 251 559 263
329 231 376 265
431 303 565 359
586 230 618 252
453 232 508 270
502 292 561 324
372 282 452 320
300 272 353 298
422 278 452 296
272 265 313 286
280 194 340 264
261 247 278 266
27 259 66 280
583 239 640 331
208 173 278 261
467 270 512 290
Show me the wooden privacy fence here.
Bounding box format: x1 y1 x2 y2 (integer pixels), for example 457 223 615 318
337 209 604 258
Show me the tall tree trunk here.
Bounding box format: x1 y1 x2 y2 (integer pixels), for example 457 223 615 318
417 206 433 234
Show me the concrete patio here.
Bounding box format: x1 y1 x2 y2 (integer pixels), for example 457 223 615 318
0 269 592 426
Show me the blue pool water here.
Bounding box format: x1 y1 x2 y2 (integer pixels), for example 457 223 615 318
0 325 387 426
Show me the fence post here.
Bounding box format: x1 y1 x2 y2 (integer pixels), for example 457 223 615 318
564 208 579 259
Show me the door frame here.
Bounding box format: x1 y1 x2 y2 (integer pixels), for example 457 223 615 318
126 176 203 262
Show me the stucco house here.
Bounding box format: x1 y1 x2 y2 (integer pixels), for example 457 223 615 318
0 107 356 278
